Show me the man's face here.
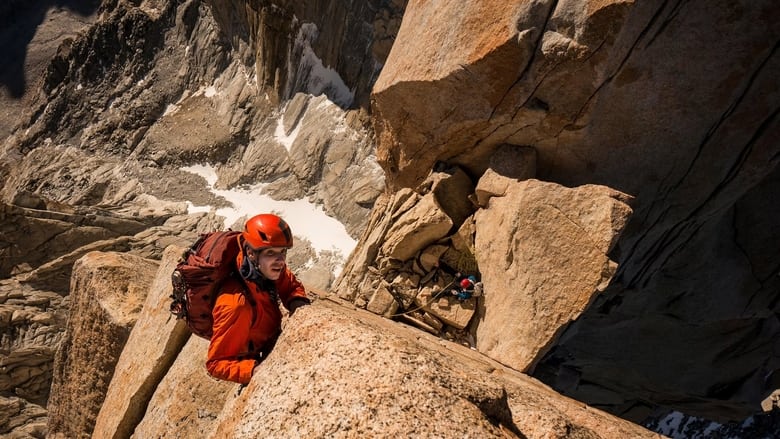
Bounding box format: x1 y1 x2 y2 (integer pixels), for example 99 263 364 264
248 246 288 280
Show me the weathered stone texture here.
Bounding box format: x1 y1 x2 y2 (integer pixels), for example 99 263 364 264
474 179 632 373
210 300 661 439
0 396 47 439
131 336 234 439
47 251 158 439
92 246 190 439
369 0 780 421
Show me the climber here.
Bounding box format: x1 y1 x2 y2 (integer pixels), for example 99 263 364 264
450 275 483 301
206 213 311 384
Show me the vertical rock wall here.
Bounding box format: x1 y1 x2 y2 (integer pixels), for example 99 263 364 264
47 251 157 439
366 0 780 422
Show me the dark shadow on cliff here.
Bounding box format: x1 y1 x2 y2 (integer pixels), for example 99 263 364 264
0 0 100 98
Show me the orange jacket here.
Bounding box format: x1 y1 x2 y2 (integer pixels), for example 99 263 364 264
206 252 307 384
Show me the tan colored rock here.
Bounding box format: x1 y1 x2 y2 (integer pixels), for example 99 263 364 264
389 272 420 303
416 286 477 330
210 301 662 439
474 179 632 372
474 167 516 207
92 246 191 439
440 216 480 278
421 311 444 331
468 145 538 208
398 313 441 335
337 167 477 309
47 252 158 439
131 336 235 439
373 0 629 190
372 0 535 189
334 189 417 302
761 389 780 412
417 244 449 273
427 166 475 227
380 193 453 262
0 396 47 439
366 284 398 317
366 0 780 419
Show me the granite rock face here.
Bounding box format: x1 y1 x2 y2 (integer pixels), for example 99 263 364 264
474 179 632 374
76 249 662 439
1 0 779 436
368 0 780 422
47 252 158 439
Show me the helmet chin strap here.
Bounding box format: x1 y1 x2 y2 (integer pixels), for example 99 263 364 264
239 251 280 303
239 251 265 283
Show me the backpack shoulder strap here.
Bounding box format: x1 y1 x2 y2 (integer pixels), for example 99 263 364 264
232 271 257 327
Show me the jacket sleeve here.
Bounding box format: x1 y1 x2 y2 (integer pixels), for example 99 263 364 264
206 288 256 384
275 267 309 310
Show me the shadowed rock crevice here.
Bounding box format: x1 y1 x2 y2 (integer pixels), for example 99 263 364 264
467 388 527 438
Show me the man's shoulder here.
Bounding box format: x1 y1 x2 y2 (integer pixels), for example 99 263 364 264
218 275 247 293
216 276 248 299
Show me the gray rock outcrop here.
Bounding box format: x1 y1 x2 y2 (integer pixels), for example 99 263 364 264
1 0 386 241
0 395 47 439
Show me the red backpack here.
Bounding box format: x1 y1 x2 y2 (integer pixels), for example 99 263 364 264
169 230 255 339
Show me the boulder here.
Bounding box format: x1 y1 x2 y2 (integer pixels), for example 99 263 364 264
416 286 476 330
427 166 475 228
131 336 234 438
474 168 517 208
46 252 158 439
380 192 453 262
333 190 413 302
474 179 632 372
209 299 661 439
92 246 191 439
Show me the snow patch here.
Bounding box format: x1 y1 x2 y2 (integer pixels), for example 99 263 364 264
163 104 180 117
181 164 356 276
274 115 302 152
192 85 218 98
288 23 354 108
648 410 759 439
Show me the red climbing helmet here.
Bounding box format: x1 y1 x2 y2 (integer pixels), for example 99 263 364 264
243 214 293 250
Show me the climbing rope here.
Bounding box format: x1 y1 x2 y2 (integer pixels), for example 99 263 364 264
388 277 457 317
